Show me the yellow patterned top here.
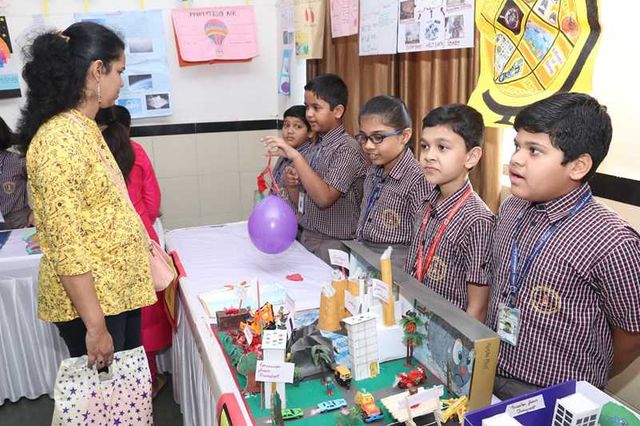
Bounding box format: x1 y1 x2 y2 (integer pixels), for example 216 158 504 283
27 109 156 322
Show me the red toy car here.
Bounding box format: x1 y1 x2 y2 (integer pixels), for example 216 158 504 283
397 366 427 389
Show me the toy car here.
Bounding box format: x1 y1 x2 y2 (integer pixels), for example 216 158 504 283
355 391 384 423
317 398 348 413
397 366 427 389
334 365 352 389
281 408 304 420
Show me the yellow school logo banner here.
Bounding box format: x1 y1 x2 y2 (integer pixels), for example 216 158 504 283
468 0 601 127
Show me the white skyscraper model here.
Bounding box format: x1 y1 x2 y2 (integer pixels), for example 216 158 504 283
343 313 379 381
552 393 601 426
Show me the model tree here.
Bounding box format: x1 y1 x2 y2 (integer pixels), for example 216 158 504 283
400 311 425 366
310 344 332 383
293 366 302 387
335 406 361 426
220 333 243 367
237 352 260 394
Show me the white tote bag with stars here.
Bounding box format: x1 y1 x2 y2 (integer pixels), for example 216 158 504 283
51 346 153 426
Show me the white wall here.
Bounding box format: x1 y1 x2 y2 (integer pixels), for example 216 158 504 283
0 0 306 128
592 1 640 181
0 0 305 229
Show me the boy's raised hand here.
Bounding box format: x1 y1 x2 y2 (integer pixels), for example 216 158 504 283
262 135 299 160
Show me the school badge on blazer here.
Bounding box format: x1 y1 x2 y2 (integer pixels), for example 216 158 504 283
381 208 400 229
530 285 561 315
3 181 15 194
427 255 447 282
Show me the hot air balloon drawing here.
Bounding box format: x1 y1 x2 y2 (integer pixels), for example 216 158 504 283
204 18 228 54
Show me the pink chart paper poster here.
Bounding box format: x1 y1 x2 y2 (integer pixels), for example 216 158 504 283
330 0 358 38
172 6 259 62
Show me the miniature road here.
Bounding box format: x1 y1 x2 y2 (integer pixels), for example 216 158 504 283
254 374 459 425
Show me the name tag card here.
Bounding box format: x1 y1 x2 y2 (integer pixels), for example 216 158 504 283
255 361 295 383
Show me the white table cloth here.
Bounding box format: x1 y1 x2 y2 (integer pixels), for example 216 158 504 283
0 229 69 405
0 227 172 405
165 222 332 426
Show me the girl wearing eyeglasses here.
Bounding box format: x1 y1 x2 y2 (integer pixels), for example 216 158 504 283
355 96 431 269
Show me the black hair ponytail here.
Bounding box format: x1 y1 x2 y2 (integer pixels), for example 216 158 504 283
17 22 124 152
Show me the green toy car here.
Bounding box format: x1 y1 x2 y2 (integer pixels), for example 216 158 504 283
281 408 304 420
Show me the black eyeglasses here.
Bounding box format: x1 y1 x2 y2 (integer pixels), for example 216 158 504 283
355 129 403 145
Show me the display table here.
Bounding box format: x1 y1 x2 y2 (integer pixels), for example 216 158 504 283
165 223 333 426
0 228 69 405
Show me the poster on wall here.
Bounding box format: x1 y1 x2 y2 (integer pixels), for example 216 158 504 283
359 0 399 56
172 6 259 64
468 0 602 127
75 10 172 119
278 0 295 95
329 0 358 38
397 0 475 53
0 16 21 99
294 0 325 59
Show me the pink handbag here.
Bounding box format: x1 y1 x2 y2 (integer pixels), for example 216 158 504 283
89 114 177 292
149 239 177 291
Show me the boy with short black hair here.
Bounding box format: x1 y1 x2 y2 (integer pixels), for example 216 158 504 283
487 92 640 400
264 74 367 264
405 104 494 322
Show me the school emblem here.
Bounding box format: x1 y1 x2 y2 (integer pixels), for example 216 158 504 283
3 181 16 195
427 256 447 282
530 285 561 315
381 208 400 229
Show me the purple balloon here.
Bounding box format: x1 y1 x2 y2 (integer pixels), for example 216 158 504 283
248 195 298 254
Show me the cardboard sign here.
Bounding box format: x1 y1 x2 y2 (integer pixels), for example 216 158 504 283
405 385 444 407
344 290 360 316
506 394 545 417
328 249 350 270
243 324 253 345
255 361 295 383
371 278 390 304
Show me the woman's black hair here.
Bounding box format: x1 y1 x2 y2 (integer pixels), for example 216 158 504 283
0 116 15 151
102 122 135 182
16 21 125 152
283 105 311 132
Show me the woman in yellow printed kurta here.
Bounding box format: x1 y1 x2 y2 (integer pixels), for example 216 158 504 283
17 22 155 369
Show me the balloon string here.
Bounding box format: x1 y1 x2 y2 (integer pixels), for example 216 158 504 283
266 151 281 195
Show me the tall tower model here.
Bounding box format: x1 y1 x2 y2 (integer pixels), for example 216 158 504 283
552 393 601 426
262 330 288 409
343 313 379 381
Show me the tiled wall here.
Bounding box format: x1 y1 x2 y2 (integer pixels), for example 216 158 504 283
135 129 278 230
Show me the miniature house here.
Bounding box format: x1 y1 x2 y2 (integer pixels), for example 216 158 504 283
262 329 288 409
552 393 601 426
343 313 379 381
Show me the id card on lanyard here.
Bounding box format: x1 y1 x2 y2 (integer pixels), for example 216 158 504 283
414 187 472 282
497 190 592 346
358 168 385 237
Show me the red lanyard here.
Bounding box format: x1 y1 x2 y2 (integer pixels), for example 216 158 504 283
414 187 472 281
